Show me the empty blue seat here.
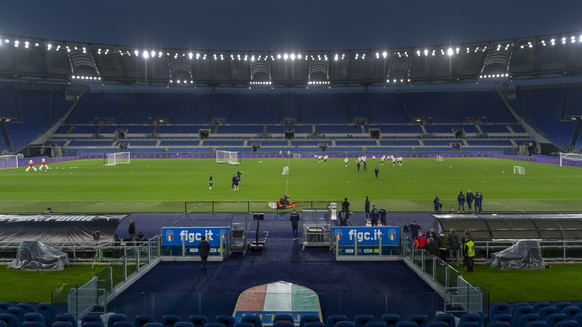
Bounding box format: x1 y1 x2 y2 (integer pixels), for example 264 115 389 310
241 316 262 327
161 315 182 327
174 323 194 327
274 315 294 324
22 321 47 327
8 306 26 323
426 322 449 327
305 323 325 327
457 322 480 327
334 322 356 327
203 323 226 327
113 322 134 327
143 323 163 327
25 313 46 323
395 322 418 327
53 322 74 327
81 313 103 327
525 322 547 327
326 315 349 327
407 315 428 327
514 307 535 327
533 303 551 313
365 322 387 327
134 315 155 327
0 304 11 312
187 316 208 327
108 315 128 327
555 304 572 313
300 315 320 327
512 304 532 317
16 304 35 314
562 306 581 320
0 313 20 327
83 322 104 327
233 323 254 327
491 315 513 326
575 314 582 327
460 314 483 326
434 313 455 327
55 313 78 327
273 322 294 327
354 315 375 327
545 314 567 327
491 304 511 321
37 303 53 326
516 314 540 327
553 321 578 327
488 322 511 327
381 315 401 327
214 316 234 327
538 308 558 320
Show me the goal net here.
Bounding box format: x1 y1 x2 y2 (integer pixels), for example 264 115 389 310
216 150 240 165
0 155 18 169
104 152 131 166
513 165 526 175
559 152 582 167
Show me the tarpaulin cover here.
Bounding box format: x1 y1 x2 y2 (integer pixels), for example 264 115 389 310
0 214 126 247
488 240 545 269
9 240 69 271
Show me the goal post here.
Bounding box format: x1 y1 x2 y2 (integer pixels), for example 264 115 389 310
216 150 240 165
513 165 526 175
0 155 18 169
559 152 582 167
104 152 131 166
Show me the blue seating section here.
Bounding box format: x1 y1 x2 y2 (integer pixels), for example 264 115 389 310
0 88 576 154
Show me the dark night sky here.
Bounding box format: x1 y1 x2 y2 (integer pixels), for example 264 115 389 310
1 0 581 51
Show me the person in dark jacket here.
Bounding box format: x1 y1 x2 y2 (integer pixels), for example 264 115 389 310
369 205 379 226
448 228 461 266
433 195 441 213
198 236 211 273
466 190 474 211
457 191 466 213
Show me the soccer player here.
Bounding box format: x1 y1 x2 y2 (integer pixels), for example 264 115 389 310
233 174 240 191
236 170 242 182
391 155 396 167
380 155 386 165
323 154 328 164
374 166 379 178
396 156 403 166
26 160 37 172
39 158 49 171
344 157 349 167
209 174 213 190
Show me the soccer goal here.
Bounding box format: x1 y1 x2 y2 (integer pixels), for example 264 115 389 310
559 152 582 167
0 155 18 169
513 165 526 175
216 150 240 165
104 152 131 166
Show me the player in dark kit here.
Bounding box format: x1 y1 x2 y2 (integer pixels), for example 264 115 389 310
374 166 379 178
209 174 213 190
364 196 371 220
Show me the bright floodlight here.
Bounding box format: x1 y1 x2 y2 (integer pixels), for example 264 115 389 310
382 51 387 58
134 50 139 56
142 51 149 59
283 53 289 60
290 53 295 60
447 48 454 56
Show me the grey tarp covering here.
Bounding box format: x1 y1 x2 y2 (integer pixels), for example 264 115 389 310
0 214 126 247
488 240 545 269
9 240 69 270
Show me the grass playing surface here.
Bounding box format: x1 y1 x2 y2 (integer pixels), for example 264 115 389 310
1 157 582 213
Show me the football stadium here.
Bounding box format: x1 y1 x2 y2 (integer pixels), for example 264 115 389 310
1 3 582 327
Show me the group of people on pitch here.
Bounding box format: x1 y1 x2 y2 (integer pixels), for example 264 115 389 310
432 190 484 213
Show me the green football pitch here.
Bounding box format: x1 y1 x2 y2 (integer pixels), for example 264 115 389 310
1 156 581 213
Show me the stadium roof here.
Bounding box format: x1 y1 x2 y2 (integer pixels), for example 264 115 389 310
1 30 582 88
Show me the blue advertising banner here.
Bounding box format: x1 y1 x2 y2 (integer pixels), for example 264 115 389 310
162 227 229 246
332 226 400 245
